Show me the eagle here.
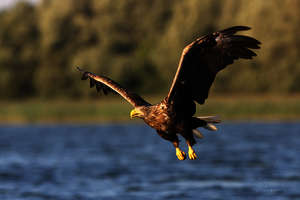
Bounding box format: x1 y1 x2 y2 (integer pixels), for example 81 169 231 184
77 26 261 160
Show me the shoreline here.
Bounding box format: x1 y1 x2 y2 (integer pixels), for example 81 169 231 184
1 95 300 124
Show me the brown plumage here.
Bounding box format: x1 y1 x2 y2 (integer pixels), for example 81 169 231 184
77 26 261 160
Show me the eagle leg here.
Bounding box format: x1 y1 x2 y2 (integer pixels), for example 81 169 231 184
173 141 186 161
176 148 186 160
182 133 197 160
157 131 186 160
187 140 197 160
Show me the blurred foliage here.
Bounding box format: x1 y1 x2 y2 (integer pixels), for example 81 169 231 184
0 0 300 100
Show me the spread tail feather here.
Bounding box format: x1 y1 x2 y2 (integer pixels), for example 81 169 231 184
196 116 221 131
196 116 221 123
205 123 218 131
192 129 204 139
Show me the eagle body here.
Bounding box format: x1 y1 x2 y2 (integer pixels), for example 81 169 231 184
133 99 209 148
142 100 177 133
77 26 261 160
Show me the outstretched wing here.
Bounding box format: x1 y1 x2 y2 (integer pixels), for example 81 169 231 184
166 26 261 114
77 67 150 107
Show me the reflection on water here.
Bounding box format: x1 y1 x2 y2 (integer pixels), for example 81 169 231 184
0 123 300 200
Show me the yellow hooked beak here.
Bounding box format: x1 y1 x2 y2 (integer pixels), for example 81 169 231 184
130 108 143 119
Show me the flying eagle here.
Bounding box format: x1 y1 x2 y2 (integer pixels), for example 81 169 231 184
77 26 261 160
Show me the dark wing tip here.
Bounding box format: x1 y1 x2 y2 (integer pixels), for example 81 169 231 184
76 66 115 95
230 35 261 49
231 25 251 30
76 66 83 72
218 26 261 59
220 26 251 36
76 66 90 80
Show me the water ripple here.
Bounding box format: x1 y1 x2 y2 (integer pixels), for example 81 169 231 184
0 123 299 200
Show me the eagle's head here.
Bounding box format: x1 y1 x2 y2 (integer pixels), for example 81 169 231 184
130 106 148 119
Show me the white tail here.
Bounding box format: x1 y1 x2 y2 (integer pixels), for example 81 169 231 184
192 129 204 139
196 116 221 123
196 116 220 131
204 123 218 131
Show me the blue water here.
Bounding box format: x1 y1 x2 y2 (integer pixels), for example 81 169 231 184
0 123 300 200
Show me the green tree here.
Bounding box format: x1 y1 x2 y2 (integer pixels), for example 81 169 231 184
0 1 39 98
1 0 300 100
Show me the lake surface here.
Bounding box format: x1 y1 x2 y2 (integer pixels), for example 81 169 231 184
0 123 300 200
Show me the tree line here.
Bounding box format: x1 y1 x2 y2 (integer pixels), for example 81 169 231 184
0 0 299 100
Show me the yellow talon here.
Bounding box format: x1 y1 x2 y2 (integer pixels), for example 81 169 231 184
188 146 197 160
176 148 186 160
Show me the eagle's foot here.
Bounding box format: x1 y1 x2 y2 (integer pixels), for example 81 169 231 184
188 147 197 160
176 148 186 160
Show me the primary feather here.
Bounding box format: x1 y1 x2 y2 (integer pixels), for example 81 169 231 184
166 26 261 118
77 67 150 107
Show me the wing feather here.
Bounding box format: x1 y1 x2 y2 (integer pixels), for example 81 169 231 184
166 26 261 114
77 67 150 107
